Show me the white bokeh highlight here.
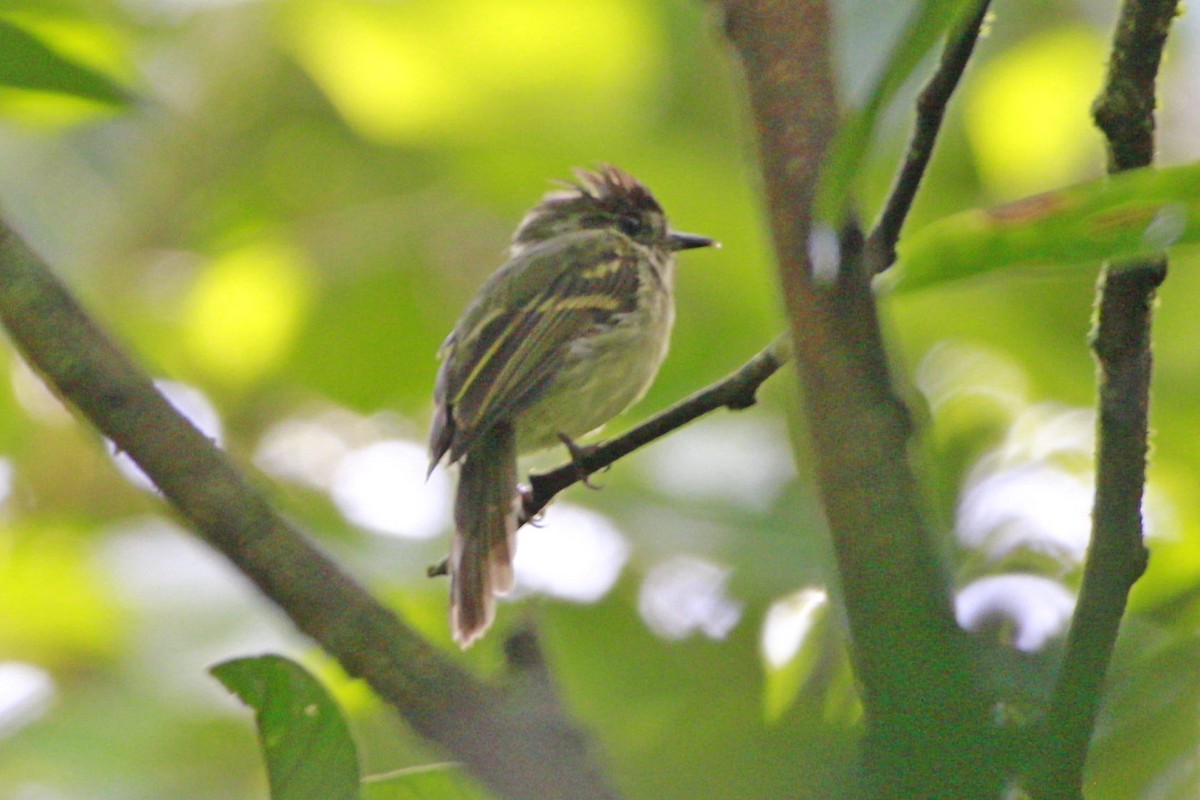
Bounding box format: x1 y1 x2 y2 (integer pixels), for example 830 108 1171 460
254 415 351 490
956 404 1110 566
956 574 1076 652
638 555 743 641
11 358 73 425
915 339 1029 420
762 586 829 669
254 410 453 541
957 459 1094 564
99 516 294 704
0 662 54 739
512 503 631 603
639 416 795 512
331 439 451 539
0 458 15 510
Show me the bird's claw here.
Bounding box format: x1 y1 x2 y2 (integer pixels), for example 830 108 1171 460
557 432 603 489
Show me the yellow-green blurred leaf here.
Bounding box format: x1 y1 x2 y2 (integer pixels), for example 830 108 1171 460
964 27 1106 197
280 0 659 145
183 241 314 387
0 16 131 112
0 527 126 666
892 161 1200 292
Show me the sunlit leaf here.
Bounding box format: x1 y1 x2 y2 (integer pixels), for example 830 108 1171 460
363 764 491 800
212 654 360 800
817 0 983 221
0 17 129 105
891 161 1200 292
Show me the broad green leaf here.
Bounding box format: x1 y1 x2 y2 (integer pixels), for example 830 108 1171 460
890 161 1200 292
363 764 491 800
817 0 983 222
0 18 130 105
212 654 360 800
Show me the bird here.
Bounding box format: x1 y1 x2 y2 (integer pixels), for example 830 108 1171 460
428 165 716 647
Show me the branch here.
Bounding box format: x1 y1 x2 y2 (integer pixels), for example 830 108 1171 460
1030 1 1179 797
0 220 620 800
865 0 991 272
524 334 790 519
721 1 1000 796
424 334 792 578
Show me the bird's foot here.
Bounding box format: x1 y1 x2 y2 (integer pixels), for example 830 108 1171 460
557 432 603 489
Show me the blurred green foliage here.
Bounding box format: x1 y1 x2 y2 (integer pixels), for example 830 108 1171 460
0 14 130 111
895 161 1200 292
1 1 1200 799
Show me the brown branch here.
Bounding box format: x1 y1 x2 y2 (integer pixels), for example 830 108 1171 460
865 0 991 273
721 1 1000 796
0 220 619 800
1029 1 1179 797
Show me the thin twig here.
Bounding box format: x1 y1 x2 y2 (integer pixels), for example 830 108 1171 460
524 334 790 518
1029 1 1179 797
0 221 620 800
866 0 991 273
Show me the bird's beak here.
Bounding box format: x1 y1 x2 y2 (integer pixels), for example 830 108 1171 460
669 230 719 251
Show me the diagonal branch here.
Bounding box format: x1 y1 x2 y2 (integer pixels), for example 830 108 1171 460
523 334 790 519
0 220 619 800
1029 1 1179 797
865 0 991 273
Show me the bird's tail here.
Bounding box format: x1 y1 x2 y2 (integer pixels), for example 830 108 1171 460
450 422 518 648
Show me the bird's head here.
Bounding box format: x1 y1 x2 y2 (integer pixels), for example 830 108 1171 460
511 165 715 255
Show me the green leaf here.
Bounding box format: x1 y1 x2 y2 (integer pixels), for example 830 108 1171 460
890 161 1200 292
212 654 360 800
363 764 491 800
817 0 983 222
0 18 130 105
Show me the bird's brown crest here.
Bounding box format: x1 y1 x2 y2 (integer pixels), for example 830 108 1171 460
512 164 665 251
568 164 661 213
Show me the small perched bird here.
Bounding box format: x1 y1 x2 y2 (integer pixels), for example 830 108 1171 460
428 166 716 647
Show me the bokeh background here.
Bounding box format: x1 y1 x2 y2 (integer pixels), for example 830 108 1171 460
2 0 1200 798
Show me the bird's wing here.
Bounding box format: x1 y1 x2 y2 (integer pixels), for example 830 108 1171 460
435 229 641 463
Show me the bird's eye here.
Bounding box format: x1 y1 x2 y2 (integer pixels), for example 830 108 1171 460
617 213 644 237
